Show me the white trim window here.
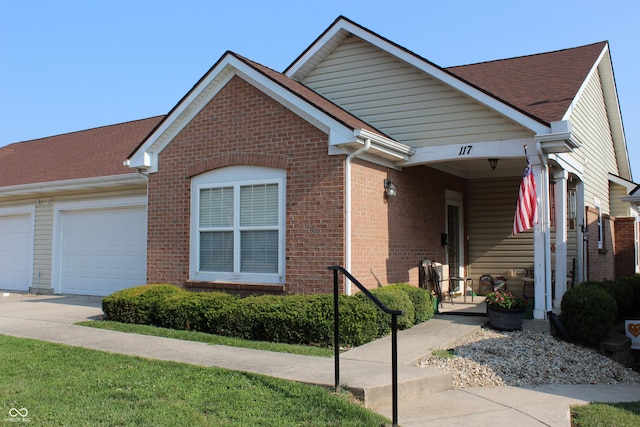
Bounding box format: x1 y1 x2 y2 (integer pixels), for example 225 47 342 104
191 166 286 284
594 198 603 250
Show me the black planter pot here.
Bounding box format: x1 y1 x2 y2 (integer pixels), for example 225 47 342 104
487 305 525 331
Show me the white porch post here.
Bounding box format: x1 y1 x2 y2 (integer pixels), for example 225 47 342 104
532 161 551 319
554 170 568 308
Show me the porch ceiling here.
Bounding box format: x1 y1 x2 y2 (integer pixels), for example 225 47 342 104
416 158 527 179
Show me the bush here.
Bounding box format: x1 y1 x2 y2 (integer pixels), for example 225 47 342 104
102 284 184 324
156 291 238 331
387 283 434 323
617 275 640 316
300 295 378 347
103 282 432 349
560 282 618 347
357 287 415 336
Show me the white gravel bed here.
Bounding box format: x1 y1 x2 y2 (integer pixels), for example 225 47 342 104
420 327 640 389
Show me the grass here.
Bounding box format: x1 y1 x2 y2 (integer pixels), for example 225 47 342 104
571 401 640 426
77 320 335 357
0 335 389 426
431 349 455 359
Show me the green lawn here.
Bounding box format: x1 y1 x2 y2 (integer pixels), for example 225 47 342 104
77 320 335 357
0 335 388 426
571 401 640 426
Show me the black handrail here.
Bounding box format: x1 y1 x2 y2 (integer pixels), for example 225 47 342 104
328 265 404 427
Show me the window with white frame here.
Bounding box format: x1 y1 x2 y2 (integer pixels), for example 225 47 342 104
191 166 285 284
594 198 603 250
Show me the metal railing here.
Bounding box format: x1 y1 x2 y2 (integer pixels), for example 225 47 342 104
328 266 404 427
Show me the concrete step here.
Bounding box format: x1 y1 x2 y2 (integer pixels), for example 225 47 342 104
346 366 453 408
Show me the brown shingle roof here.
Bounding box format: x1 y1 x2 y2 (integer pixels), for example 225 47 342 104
0 116 164 188
233 53 389 137
446 42 607 124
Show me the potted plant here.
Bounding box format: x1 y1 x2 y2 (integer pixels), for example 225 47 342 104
485 290 528 331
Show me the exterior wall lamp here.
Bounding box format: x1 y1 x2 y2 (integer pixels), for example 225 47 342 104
384 179 397 197
488 158 499 170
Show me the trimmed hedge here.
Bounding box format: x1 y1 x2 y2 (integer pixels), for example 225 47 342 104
102 282 434 348
389 283 434 323
356 286 415 336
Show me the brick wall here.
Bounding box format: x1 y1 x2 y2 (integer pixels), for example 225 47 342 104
586 207 615 280
146 76 345 294
351 161 466 289
614 216 637 278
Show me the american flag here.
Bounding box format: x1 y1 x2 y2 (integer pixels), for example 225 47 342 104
512 161 538 235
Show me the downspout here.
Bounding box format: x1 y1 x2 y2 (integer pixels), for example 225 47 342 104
345 138 371 295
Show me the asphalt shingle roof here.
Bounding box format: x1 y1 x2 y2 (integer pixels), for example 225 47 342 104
0 116 164 188
446 42 607 124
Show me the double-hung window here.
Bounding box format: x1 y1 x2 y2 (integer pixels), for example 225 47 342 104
191 166 285 284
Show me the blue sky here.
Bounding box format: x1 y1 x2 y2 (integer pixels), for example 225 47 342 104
1 0 638 179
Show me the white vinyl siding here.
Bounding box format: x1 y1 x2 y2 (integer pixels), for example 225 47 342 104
302 35 531 147
568 68 618 213
467 177 533 295
191 166 285 284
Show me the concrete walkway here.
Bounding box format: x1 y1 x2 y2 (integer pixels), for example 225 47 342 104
1 292 639 426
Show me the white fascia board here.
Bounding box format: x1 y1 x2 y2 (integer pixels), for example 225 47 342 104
287 18 549 135
400 138 534 167
562 46 608 121
232 65 357 146
608 173 638 193
0 174 146 198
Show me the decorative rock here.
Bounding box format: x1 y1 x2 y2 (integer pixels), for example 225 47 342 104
420 327 640 389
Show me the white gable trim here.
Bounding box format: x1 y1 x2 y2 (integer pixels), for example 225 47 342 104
286 18 550 135
127 54 368 173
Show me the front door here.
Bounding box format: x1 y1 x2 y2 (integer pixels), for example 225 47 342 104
446 191 464 293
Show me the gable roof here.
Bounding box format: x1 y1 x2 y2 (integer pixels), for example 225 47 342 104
127 51 412 171
446 42 608 124
0 116 164 189
285 16 550 135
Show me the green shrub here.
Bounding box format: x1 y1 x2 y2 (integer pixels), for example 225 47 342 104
102 284 184 324
300 294 378 347
388 283 434 323
560 282 618 346
617 275 640 316
156 291 238 331
357 287 415 336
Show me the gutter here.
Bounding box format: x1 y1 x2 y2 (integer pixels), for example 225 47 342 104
0 173 146 198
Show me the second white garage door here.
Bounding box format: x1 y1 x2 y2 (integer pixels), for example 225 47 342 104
59 205 146 296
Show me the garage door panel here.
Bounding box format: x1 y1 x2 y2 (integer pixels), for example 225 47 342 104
0 214 31 291
60 206 146 296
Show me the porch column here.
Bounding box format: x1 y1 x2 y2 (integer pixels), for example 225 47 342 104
554 170 568 308
576 180 586 283
532 161 551 319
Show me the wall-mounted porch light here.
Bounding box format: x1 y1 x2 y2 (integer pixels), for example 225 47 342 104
488 159 499 170
384 179 397 197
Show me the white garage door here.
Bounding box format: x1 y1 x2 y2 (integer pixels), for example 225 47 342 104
60 206 146 296
0 214 31 291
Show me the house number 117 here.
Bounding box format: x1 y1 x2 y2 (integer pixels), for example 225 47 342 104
458 145 473 155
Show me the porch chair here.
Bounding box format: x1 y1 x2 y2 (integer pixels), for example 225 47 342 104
428 262 453 307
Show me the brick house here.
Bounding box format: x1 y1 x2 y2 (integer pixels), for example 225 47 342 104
2 17 638 320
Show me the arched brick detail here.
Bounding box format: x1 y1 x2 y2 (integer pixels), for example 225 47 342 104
188 152 289 177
